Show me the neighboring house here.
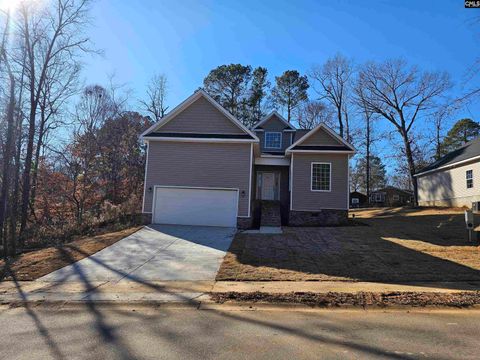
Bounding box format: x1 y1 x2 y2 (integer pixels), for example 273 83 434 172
415 137 480 207
369 186 414 207
350 191 367 208
140 90 355 228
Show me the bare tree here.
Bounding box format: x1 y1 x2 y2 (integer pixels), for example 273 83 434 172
140 73 169 122
17 0 93 240
310 54 354 139
295 100 334 129
356 59 451 204
0 9 16 257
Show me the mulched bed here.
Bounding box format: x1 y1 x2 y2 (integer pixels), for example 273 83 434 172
210 291 480 308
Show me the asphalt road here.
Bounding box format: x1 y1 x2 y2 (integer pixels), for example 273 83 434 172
0 305 479 360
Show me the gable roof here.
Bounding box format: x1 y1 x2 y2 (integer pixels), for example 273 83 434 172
140 89 259 141
285 123 355 153
252 111 296 130
415 137 480 176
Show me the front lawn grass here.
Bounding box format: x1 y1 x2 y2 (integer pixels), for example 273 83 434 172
217 207 480 285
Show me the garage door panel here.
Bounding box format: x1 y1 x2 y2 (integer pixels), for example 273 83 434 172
153 187 238 227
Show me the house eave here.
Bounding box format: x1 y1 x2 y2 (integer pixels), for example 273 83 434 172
414 154 480 177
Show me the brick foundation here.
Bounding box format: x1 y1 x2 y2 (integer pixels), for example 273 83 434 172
237 217 253 229
288 209 348 226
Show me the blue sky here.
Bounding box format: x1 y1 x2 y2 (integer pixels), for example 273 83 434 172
83 0 480 165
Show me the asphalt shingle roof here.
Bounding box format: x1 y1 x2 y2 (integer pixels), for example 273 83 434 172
416 137 480 175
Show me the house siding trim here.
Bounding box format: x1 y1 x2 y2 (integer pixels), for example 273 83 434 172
142 141 151 213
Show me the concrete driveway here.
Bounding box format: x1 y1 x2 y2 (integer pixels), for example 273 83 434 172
39 225 236 282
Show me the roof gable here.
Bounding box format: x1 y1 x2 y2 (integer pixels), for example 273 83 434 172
253 111 295 130
286 123 355 153
141 90 259 141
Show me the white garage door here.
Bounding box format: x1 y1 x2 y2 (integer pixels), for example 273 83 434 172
153 187 238 227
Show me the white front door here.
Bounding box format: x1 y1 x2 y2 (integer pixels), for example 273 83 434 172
153 187 238 227
261 172 276 200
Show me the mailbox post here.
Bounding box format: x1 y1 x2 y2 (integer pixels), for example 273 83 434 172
465 209 474 242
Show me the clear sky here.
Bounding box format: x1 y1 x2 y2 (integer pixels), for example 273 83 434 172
83 0 480 165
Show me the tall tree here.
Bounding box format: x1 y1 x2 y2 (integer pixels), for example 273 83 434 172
440 118 480 154
310 54 354 139
295 100 334 129
18 0 93 240
0 9 16 257
246 67 270 126
351 155 386 194
203 64 252 120
271 70 309 122
355 59 451 205
140 73 169 122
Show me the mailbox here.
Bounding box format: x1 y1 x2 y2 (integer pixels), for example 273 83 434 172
465 210 474 229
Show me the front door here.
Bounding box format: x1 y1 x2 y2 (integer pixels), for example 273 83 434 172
258 172 279 200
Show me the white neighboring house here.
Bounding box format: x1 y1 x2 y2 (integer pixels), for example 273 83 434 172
415 137 480 207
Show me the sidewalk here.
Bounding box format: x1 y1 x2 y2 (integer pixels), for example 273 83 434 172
1 279 480 308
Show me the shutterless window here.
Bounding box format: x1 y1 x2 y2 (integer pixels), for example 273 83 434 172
392 195 400 201
466 170 473 189
265 132 282 149
311 163 331 191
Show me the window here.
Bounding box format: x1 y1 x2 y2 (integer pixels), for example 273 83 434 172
265 132 282 149
311 163 331 191
374 193 383 202
466 170 473 189
352 198 359 204
392 194 400 201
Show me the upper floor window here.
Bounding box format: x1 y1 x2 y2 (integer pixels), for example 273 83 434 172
311 162 331 191
466 170 473 189
265 132 282 149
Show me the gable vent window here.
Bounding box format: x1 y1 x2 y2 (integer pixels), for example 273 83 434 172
311 163 331 191
466 170 473 189
265 132 282 149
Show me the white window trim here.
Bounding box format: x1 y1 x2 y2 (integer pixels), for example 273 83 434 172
311 162 332 192
466 169 473 189
374 193 383 202
264 131 282 149
352 198 359 204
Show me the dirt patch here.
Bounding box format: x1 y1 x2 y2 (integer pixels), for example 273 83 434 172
217 207 480 284
0 226 142 281
210 291 480 308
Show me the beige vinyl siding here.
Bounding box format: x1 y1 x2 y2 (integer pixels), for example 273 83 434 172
417 160 480 207
157 96 245 134
291 153 349 210
144 141 251 216
302 128 343 146
256 115 293 152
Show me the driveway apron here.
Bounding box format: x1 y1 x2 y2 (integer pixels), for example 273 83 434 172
39 225 236 282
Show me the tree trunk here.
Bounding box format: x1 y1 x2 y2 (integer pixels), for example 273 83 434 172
337 107 343 138
401 131 418 206
0 61 16 258
29 107 47 214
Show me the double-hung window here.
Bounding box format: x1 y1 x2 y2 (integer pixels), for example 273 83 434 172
466 170 473 189
265 132 282 149
311 163 331 191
